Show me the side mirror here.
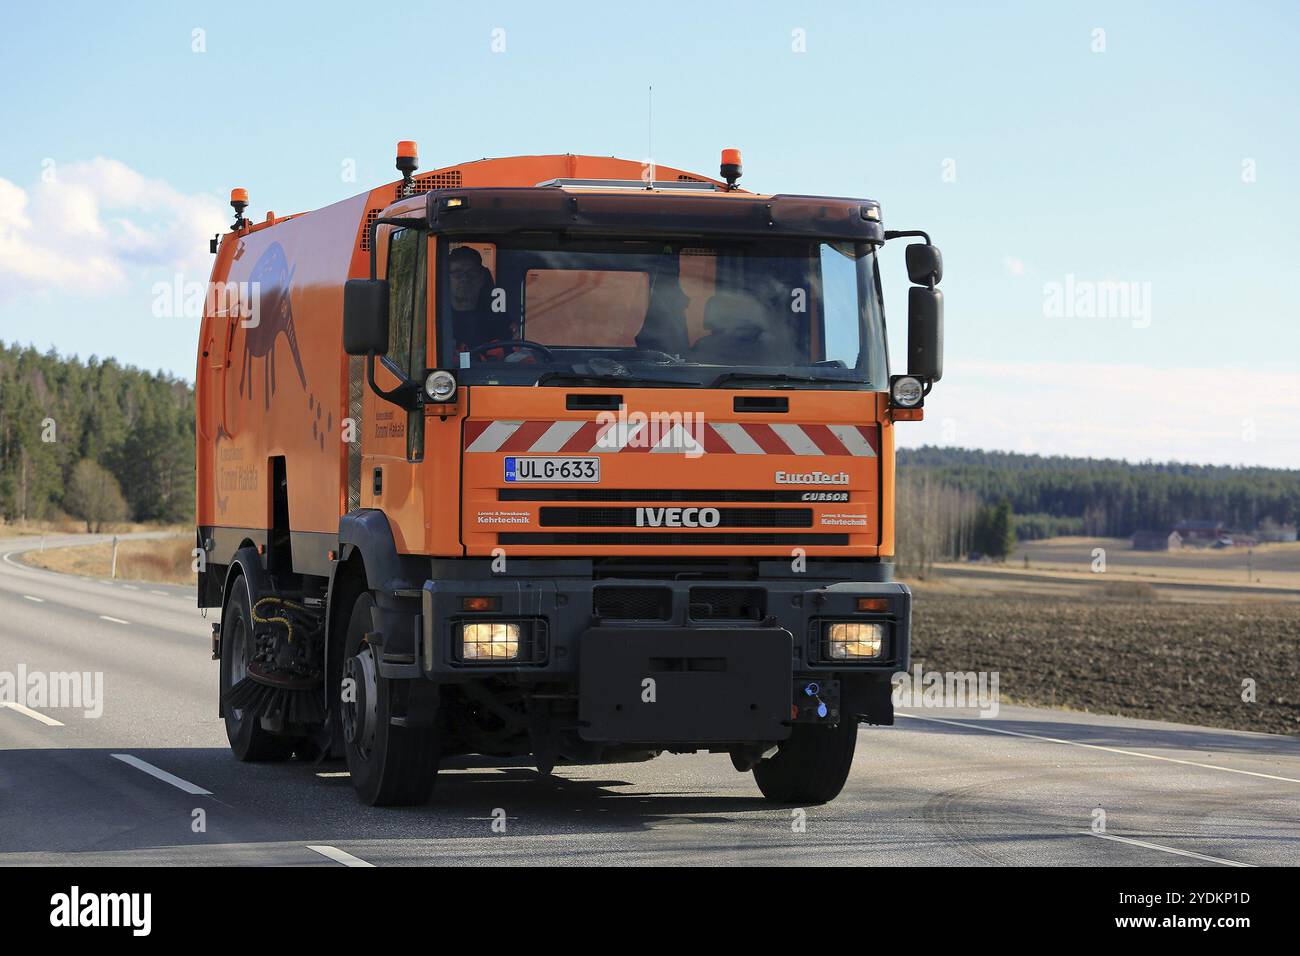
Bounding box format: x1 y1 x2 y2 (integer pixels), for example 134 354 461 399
905 243 943 286
907 287 943 382
343 279 390 355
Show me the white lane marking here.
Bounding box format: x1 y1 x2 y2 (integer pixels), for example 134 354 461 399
0 701 65 726
111 754 212 795
898 713 1300 785
150 590 169 596
529 419 585 453
1082 831 1253 867
22 595 44 603
122 584 138 591
307 845 374 867
99 615 130 625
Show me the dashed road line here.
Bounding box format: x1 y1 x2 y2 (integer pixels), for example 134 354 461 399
22 595 44 603
898 712 1300 784
0 701 65 726
307 845 374 867
111 754 212 795
1083 831 1253 867
99 615 130 625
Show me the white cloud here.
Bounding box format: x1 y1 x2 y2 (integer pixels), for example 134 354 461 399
0 158 226 302
900 359 1300 468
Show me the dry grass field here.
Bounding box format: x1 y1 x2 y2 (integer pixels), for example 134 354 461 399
997 536 1300 589
22 535 194 585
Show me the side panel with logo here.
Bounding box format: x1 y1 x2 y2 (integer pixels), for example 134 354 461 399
200 193 368 569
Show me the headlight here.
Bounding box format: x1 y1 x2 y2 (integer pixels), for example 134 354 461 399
823 622 884 659
425 369 457 402
461 622 520 661
890 375 924 408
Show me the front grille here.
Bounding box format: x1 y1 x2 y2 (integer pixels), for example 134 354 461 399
593 586 672 621
500 532 848 546
689 587 766 621
500 488 837 503
539 507 812 528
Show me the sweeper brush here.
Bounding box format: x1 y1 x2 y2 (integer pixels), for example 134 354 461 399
224 596 326 725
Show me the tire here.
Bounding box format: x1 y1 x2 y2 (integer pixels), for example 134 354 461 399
752 719 858 804
339 589 440 806
220 574 295 762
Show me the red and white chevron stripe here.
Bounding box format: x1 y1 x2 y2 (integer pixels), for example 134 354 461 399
463 420 878 456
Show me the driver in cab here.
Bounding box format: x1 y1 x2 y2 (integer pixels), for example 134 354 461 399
448 246 519 359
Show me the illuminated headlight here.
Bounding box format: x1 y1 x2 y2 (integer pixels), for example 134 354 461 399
425 369 457 402
890 375 924 408
823 622 884 659
461 622 520 661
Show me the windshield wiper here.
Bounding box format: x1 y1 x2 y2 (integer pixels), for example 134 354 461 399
535 371 702 389
708 371 851 388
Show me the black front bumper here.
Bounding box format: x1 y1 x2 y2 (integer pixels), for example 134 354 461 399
414 573 910 686
355 561 908 746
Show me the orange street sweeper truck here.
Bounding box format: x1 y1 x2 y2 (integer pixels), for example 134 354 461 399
196 143 944 805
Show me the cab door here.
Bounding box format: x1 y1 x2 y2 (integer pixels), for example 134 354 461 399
360 226 429 552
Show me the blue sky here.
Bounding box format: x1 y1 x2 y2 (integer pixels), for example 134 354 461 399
1 1 1297 466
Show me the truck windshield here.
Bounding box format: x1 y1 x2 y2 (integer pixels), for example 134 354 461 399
438 235 888 389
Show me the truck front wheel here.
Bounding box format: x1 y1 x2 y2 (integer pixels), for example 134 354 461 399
338 590 440 806
752 720 858 804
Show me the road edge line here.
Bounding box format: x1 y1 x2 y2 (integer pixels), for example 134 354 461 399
896 712 1300 784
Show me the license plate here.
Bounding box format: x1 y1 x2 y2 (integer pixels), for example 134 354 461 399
504 456 600 483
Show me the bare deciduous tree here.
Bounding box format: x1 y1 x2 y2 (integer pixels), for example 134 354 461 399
66 459 127 533
895 471 980 577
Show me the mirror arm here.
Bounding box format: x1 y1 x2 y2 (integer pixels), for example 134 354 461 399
884 229 932 244
885 229 937 290
366 353 424 411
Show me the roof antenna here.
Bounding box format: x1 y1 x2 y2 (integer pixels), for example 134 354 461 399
645 85 655 190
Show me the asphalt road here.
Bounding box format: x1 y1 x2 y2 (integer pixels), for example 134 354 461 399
2 533 1298 867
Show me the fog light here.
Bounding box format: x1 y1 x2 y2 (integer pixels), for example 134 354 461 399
461 622 520 661
824 622 883 659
